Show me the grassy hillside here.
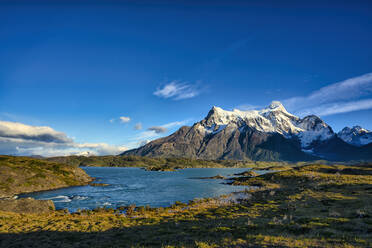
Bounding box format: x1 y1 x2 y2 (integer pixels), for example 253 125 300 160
0 156 92 198
47 155 315 171
0 162 371 247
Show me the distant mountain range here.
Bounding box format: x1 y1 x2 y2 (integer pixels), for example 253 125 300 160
122 101 372 162
338 126 372 146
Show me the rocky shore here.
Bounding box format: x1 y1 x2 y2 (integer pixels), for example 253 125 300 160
0 155 92 213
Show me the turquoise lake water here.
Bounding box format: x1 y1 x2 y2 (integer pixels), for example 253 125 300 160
22 167 253 212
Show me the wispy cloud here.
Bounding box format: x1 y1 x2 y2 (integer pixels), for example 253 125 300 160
129 119 191 149
234 104 261 111
135 130 161 141
0 121 127 157
147 126 167 134
283 72 372 117
134 122 142 130
139 140 150 147
296 99 372 117
109 116 131 123
119 116 131 123
162 120 190 128
145 120 191 135
154 81 202 100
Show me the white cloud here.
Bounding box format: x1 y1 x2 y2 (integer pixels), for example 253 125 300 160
109 116 131 123
154 81 202 100
0 121 72 143
10 142 127 157
119 116 131 123
283 72 372 117
0 121 127 157
73 143 127 155
297 99 372 117
162 120 190 128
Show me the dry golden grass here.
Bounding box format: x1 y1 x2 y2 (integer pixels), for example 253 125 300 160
0 163 372 247
0 155 91 198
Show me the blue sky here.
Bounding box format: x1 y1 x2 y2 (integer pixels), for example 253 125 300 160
1 1 372 156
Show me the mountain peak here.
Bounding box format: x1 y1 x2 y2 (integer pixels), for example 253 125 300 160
260 101 296 120
352 125 368 133
338 125 372 146
268 101 285 111
123 100 372 161
341 126 370 134
206 106 225 118
204 106 233 126
201 101 334 149
210 106 223 112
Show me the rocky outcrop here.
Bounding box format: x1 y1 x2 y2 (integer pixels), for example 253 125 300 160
234 170 259 177
0 198 55 214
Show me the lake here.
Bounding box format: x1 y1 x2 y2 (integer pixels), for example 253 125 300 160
22 167 255 212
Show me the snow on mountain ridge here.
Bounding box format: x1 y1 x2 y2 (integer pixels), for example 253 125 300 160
338 126 372 146
201 101 334 148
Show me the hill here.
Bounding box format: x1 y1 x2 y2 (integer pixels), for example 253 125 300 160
0 155 92 198
46 155 297 171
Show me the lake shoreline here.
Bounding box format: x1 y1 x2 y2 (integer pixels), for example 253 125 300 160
20 167 252 212
1 163 371 247
0 156 93 213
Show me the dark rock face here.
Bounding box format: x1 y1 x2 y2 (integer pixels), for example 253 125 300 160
122 103 372 162
123 124 315 161
0 198 55 214
312 136 372 161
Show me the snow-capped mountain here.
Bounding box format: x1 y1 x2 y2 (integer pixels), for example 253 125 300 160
199 101 334 149
123 101 372 161
338 126 372 146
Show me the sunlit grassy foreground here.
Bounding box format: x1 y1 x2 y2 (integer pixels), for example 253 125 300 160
1 163 372 247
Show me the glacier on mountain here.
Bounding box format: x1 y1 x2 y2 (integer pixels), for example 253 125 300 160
123 100 372 161
338 126 372 146
200 101 335 149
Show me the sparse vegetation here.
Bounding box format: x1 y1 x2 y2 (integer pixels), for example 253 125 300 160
0 162 371 247
0 155 92 198
47 155 338 171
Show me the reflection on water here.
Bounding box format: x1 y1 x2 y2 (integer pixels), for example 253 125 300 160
22 167 256 212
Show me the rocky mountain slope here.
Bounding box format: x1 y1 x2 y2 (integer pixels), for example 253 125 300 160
123 102 372 162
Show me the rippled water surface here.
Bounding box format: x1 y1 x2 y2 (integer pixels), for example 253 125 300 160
23 167 253 212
